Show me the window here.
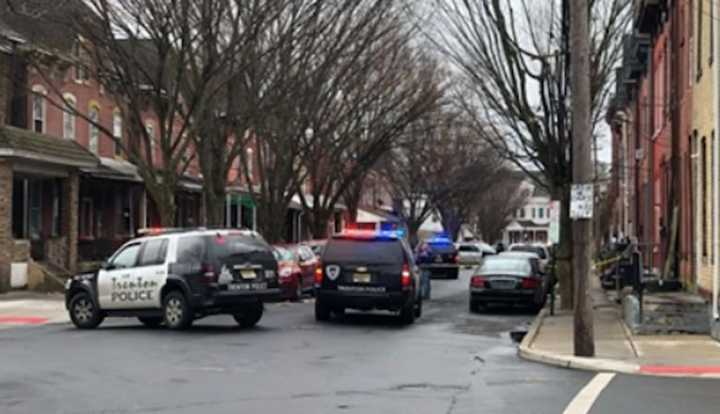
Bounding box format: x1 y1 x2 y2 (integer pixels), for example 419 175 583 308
73 41 89 81
531 208 536 219
145 122 155 162
88 105 100 154
177 236 206 265
138 239 168 266
31 86 46 133
519 208 525 218
63 94 76 140
110 244 141 269
116 190 132 235
80 197 94 239
112 111 123 156
539 208 544 219
697 0 703 79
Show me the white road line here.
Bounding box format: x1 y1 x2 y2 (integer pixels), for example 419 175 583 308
562 373 616 414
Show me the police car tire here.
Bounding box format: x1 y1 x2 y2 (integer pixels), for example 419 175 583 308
315 299 331 321
399 301 416 325
162 291 193 330
69 292 104 329
138 317 163 328
233 302 263 328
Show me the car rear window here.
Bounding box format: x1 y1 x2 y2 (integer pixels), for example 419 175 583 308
511 245 546 259
427 243 456 254
323 239 405 264
274 247 296 261
479 258 531 275
458 245 479 252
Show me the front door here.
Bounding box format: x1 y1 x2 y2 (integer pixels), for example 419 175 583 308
98 242 143 310
132 238 170 308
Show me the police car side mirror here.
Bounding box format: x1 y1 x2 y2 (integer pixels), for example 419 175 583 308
101 261 114 271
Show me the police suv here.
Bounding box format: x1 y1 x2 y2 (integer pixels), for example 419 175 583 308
314 228 423 324
65 228 280 330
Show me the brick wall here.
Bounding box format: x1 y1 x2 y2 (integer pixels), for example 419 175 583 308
46 237 68 270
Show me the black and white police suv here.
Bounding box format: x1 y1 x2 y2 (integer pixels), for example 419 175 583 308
65 228 280 330
314 228 423 324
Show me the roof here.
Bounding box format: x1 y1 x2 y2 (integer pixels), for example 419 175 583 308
0 0 90 54
0 126 98 168
356 208 402 224
532 186 551 198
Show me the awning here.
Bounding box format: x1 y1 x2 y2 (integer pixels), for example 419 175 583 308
81 157 143 182
179 175 203 192
292 194 346 211
0 125 98 169
229 193 256 208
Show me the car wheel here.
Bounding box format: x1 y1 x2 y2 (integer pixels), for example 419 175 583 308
469 300 483 313
293 278 303 302
138 316 163 328
163 291 193 330
69 292 104 329
233 301 264 328
315 298 331 322
449 269 459 279
399 300 416 325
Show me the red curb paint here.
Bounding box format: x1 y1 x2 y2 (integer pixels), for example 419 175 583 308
640 365 720 375
0 316 49 325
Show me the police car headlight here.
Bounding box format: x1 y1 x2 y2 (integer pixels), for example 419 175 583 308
264 269 276 279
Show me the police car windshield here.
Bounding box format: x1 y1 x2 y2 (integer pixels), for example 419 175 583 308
324 239 404 264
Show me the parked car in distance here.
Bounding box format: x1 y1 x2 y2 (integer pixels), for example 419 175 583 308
65 228 280 330
289 244 318 294
508 244 550 271
315 229 422 324
469 256 547 313
416 235 460 279
456 243 484 266
273 246 305 301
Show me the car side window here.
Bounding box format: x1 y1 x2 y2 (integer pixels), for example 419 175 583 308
176 236 206 265
138 239 168 266
110 243 141 269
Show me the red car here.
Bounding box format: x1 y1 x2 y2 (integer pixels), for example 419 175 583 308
273 244 318 301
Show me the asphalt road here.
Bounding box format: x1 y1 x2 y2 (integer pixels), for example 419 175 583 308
1 267 718 414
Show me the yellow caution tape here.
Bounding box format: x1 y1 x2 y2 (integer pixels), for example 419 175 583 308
593 256 623 267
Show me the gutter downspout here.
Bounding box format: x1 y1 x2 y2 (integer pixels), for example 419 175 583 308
713 0 719 320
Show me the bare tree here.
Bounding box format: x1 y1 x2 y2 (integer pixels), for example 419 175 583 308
473 175 527 244
429 0 630 308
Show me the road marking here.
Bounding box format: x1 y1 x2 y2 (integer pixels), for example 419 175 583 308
0 315 49 325
562 373 615 414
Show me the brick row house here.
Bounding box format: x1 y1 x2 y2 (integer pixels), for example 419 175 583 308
607 0 718 309
0 5 264 289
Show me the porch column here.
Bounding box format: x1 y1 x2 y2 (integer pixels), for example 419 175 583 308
0 160 12 292
139 190 148 230
226 194 231 227
63 172 79 273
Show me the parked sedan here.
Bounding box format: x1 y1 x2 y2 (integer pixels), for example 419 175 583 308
469 256 547 312
457 242 484 266
508 243 550 271
273 246 305 301
288 244 318 294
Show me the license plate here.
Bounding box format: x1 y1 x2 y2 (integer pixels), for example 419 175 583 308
228 282 267 291
434 256 443 263
338 285 386 293
492 281 515 290
240 270 257 280
353 273 371 283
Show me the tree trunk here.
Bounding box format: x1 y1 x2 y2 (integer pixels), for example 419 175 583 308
553 186 574 310
309 208 332 240
257 199 286 244
150 185 177 228
407 220 422 248
203 180 226 227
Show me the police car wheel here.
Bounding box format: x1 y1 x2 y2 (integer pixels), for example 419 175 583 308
163 291 192 330
233 302 263 328
315 299 331 322
399 301 416 325
69 292 103 329
138 317 163 328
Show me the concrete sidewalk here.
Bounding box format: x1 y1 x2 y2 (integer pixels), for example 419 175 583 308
0 291 68 328
519 281 720 377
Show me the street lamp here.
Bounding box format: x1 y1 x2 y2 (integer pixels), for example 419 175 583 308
305 127 314 140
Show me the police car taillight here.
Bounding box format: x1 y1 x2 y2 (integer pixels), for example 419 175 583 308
314 262 324 285
401 264 411 288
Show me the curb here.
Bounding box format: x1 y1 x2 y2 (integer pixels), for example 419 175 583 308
517 306 720 378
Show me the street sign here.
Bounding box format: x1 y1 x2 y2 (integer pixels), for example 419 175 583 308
570 184 594 219
549 200 560 243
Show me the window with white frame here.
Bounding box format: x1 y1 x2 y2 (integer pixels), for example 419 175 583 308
112 110 123 156
31 85 46 133
88 105 100 153
73 40 89 81
145 122 155 162
246 147 254 179
63 94 76 140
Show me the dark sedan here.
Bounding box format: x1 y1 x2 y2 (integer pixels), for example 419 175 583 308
468 256 547 312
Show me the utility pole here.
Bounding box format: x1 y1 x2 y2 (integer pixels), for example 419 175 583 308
569 0 595 356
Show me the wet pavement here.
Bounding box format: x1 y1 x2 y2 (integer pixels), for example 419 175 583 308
1 268 717 413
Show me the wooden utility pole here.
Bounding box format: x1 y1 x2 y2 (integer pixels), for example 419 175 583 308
569 0 595 357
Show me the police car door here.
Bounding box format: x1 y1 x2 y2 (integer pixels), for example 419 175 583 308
132 238 170 308
97 242 143 310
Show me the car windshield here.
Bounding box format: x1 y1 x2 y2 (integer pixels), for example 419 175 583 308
323 239 404 264
479 258 531 275
511 245 547 259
